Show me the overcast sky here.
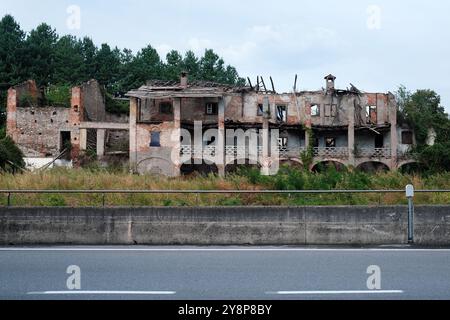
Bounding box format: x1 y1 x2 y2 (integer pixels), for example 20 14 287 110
1 0 449 112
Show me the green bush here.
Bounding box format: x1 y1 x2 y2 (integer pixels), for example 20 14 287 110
105 94 129 115
43 194 67 207
19 93 38 108
45 84 71 108
0 135 25 172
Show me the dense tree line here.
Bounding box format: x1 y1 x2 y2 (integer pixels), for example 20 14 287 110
0 14 245 123
0 14 245 172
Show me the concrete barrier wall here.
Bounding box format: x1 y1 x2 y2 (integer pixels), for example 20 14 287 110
0 206 449 245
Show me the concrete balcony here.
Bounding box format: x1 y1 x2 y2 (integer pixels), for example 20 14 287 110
313 147 349 159
357 148 392 159
180 145 216 158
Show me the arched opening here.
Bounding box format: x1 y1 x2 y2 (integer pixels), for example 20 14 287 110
181 160 218 176
357 161 390 173
225 159 260 175
312 161 347 173
398 162 423 174
280 159 304 171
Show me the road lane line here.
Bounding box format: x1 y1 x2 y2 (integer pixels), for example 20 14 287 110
27 291 176 295
267 290 404 295
1 248 450 252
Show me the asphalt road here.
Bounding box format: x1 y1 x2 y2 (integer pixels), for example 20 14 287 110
0 246 450 300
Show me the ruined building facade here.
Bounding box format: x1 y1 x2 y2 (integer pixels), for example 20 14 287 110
126 74 417 176
7 80 129 169
6 74 416 175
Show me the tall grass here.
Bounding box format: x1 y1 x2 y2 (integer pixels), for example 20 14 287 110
0 166 449 207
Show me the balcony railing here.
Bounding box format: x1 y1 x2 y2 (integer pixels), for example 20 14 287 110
180 146 413 161
180 145 216 158
357 148 392 159
313 147 349 159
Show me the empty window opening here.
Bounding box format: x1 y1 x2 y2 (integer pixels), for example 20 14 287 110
257 104 264 116
366 105 377 124
402 131 413 145
278 137 288 148
150 132 161 147
325 104 337 117
51 119 54 123
276 105 287 122
74 105 79 113
313 138 320 148
60 131 71 152
205 103 218 115
159 102 173 115
375 135 384 148
53 111 57 116
311 104 320 117
325 137 336 148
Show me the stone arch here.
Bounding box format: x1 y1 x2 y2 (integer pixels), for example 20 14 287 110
225 159 261 175
311 160 347 173
356 161 390 173
180 158 219 176
280 158 304 170
137 157 176 177
398 160 422 174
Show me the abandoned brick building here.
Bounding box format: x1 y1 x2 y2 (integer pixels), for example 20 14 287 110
6 74 417 175
126 73 417 176
6 79 129 170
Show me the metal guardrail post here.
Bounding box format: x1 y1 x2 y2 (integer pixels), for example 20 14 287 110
406 185 415 244
7 192 11 207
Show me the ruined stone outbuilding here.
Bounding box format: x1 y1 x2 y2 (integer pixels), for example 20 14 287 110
6 80 129 170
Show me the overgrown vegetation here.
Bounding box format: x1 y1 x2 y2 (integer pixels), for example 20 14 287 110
44 84 71 108
0 135 25 173
0 166 449 207
396 86 450 173
105 92 129 115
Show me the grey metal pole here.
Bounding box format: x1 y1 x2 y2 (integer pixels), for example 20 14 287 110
408 198 414 244
406 185 415 244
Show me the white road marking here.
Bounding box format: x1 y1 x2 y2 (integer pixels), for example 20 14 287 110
267 290 404 295
27 291 176 295
0 248 449 252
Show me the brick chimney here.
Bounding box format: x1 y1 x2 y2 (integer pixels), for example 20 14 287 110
325 74 336 91
180 72 188 88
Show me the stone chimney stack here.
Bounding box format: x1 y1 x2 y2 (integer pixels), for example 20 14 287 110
325 74 336 91
180 72 188 88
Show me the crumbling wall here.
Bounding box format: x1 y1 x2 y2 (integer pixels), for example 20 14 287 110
12 106 70 157
82 80 106 122
180 97 219 124
7 80 70 158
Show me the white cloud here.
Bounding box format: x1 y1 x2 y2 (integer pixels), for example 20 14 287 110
187 38 213 55
248 25 282 41
156 44 173 60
